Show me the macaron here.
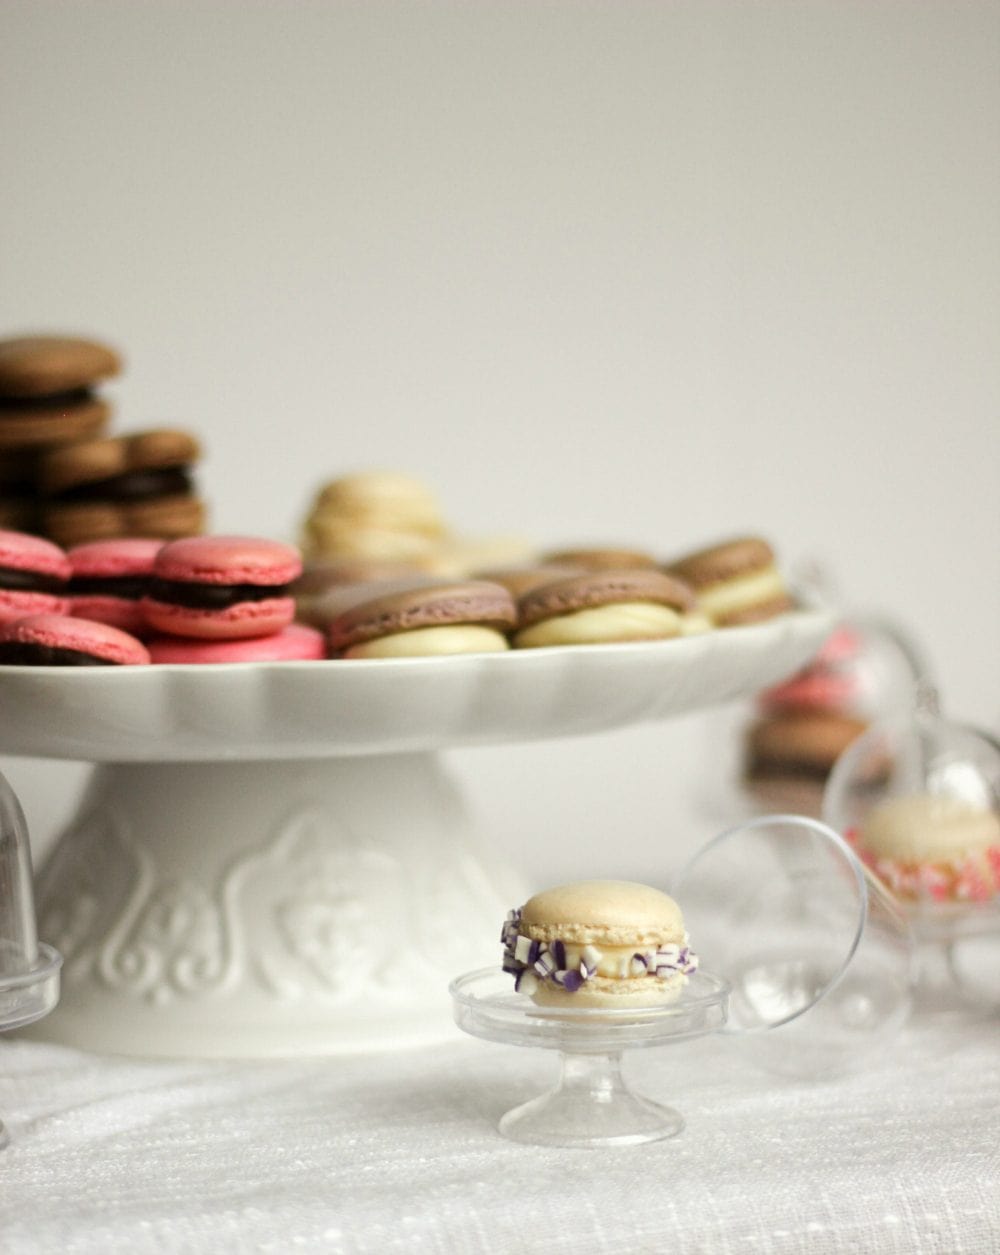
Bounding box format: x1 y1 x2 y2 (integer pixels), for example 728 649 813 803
666 536 794 627
67 537 164 635
852 794 1000 903
0 612 150 666
0 334 120 450
542 546 659 571
0 528 71 625
39 428 205 546
501 880 698 1008
327 579 517 658
141 536 302 640
292 557 432 628
743 711 868 816
147 623 326 664
512 568 699 648
471 564 581 601
0 335 122 398
301 470 447 562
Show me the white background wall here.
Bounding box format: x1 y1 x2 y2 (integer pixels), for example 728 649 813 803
1 1 997 883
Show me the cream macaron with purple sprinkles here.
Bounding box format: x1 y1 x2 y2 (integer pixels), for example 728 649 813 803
502 879 698 1009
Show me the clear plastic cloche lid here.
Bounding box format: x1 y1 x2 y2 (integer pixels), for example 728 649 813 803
823 685 1000 919
670 813 915 1076
0 769 61 1036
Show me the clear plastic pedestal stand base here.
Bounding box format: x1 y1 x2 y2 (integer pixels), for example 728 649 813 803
0 610 832 1059
450 968 728 1148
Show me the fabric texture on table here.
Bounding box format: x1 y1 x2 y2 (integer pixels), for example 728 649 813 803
1 1008 998 1255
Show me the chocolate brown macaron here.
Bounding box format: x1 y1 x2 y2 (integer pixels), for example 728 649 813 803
743 711 868 817
512 568 701 648
667 536 794 627
39 428 205 546
327 579 517 658
0 335 120 450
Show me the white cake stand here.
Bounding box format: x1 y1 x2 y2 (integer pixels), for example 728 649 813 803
0 610 832 1059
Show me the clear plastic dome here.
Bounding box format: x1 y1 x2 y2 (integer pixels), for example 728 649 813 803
822 688 1000 1009
0 769 61 1148
738 615 926 821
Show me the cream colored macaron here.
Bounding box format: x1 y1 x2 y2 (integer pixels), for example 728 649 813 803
859 794 1000 864
501 879 697 1008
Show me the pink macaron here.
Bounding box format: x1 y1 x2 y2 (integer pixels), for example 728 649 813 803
760 669 860 713
67 537 164 636
147 623 326 664
0 612 150 665
0 528 71 625
141 535 302 640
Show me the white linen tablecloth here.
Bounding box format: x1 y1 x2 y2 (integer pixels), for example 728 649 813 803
1 1007 997 1254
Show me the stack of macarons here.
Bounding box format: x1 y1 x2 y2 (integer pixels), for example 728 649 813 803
0 332 208 546
38 428 206 547
0 335 121 533
0 527 152 665
141 535 325 663
300 470 449 565
741 623 870 817
0 529 325 665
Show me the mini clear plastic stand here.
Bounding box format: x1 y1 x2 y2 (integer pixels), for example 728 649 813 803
823 685 1000 1015
450 967 729 1148
0 770 61 1149
451 813 916 1148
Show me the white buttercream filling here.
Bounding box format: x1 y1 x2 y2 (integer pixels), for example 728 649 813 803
513 603 682 648
345 624 510 658
696 566 785 620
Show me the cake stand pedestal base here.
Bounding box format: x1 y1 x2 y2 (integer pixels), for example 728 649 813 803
30 755 520 1058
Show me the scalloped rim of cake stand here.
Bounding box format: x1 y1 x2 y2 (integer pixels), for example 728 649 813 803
0 609 834 762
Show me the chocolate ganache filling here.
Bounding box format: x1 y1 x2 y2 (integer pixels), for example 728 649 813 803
0 388 92 411
70 575 150 600
0 565 67 594
0 641 115 666
55 468 193 503
149 578 290 610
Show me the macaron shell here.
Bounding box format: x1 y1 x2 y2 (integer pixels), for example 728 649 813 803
0 396 111 448
0 335 122 397
516 569 695 631
69 594 148 636
141 595 297 640
0 612 149 664
68 537 164 578
760 669 859 712
147 623 326 663
519 879 685 947
0 590 70 626
328 580 517 651
154 536 302 586
0 529 72 579
667 536 776 589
